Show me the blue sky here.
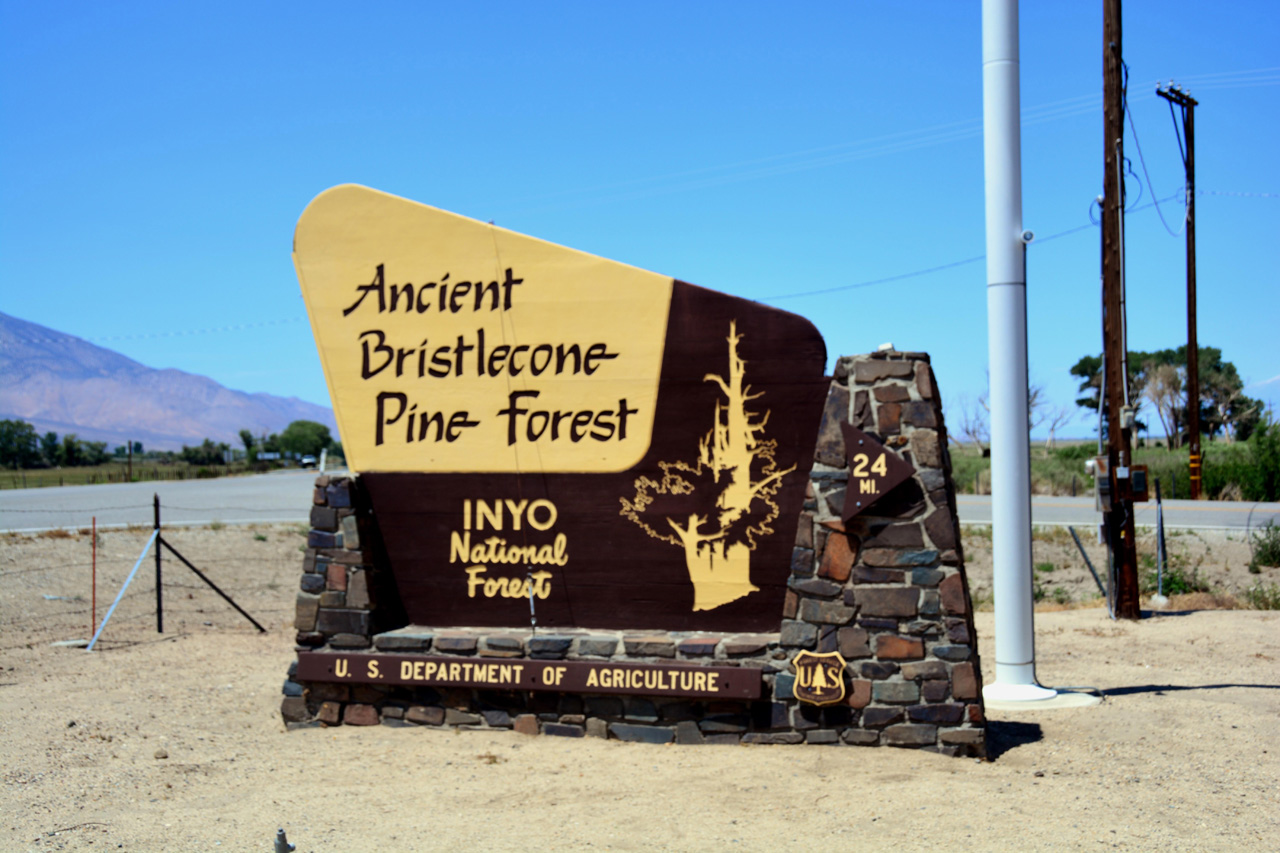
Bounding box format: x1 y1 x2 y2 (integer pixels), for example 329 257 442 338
2 2 1277 441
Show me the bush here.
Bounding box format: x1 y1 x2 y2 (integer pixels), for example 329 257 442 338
1142 563 1209 596
1242 582 1280 610
1250 522 1280 573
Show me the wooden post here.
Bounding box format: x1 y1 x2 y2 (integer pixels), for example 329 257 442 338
1103 0 1140 618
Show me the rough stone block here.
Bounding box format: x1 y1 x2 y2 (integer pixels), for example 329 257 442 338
836 627 870 659
609 723 674 744
901 401 937 428
946 619 971 644
856 587 919 618
577 637 618 657
374 630 433 652
873 680 921 704
316 609 368 636
852 389 872 428
842 729 880 745
846 679 872 709
482 709 513 728
325 484 352 508
783 590 798 619
883 724 938 746
341 514 360 550
798 598 856 625
742 732 805 745
295 593 320 632
924 506 957 550
529 636 574 658
313 487 326 506
806 730 839 745
818 532 856 582
952 662 979 700
855 360 914 383
911 567 944 587
343 704 379 726
859 661 899 680
723 636 769 656
544 723 585 738
932 644 972 662
346 569 370 609
773 673 796 701
779 621 817 649
790 546 815 578
909 704 965 724
794 511 814 549
861 707 904 728
940 573 968 615
940 728 985 745
823 486 846 517
874 384 910 403
317 701 342 725
444 709 482 726
435 633 479 654
915 362 935 399
280 696 309 722
864 523 924 550
675 720 707 744
380 704 405 720
901 660 948 680
308 530 338 549
852 567 905 584
512 714 539 736
677 637 720 657
920 680 949 702
310 506 338 531
623 636 676 658
586 718 609 739
329 633 370 650
814 383 851 467
790 577 842 598
876 635 924 660
319 590 346 608
905 620 942 638
877 402 902 435
481 635 524 657
325 563 348 592
300 574 325 594
911 430 942 468
919 590 941 616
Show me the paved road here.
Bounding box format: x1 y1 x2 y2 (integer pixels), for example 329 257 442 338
2 471 1277 533
955 493 1280 533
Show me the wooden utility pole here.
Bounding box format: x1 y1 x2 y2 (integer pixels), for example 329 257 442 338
1156 84 1200 498
1102 0 1140 618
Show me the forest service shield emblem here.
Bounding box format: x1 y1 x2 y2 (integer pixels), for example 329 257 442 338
792 650 847 706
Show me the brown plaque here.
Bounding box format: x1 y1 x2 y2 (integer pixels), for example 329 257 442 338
839 424 916 520
792 650 847 706
296 652 761 699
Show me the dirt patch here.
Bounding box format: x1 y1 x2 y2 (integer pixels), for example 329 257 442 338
2 525 1278 851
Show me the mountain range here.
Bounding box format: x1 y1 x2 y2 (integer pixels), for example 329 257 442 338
0 312 336 451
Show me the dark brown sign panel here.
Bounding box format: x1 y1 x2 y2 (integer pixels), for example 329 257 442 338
296 652 762 699
839 424 916 520
362 282 828 632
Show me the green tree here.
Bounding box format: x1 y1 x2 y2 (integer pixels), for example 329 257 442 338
1071 345 1261 444
40 432 59 466
181 439 230 466
0 419 41 469
278 420 332 458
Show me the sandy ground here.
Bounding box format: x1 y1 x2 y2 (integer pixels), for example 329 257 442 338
2 524 1278 852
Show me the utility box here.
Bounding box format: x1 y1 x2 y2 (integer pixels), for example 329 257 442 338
1085 455 1111 513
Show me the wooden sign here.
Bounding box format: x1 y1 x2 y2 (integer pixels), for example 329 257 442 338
295 186 828 632
839 424 916 520
296 652 762 699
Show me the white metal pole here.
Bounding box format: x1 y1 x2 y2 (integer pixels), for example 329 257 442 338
981 0 1055 702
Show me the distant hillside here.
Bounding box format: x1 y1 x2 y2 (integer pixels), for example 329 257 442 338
0 312 336 451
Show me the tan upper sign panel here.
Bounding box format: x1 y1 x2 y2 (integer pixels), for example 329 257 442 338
294 185 672 473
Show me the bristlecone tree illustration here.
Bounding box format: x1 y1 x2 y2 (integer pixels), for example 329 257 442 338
620 322 794 611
